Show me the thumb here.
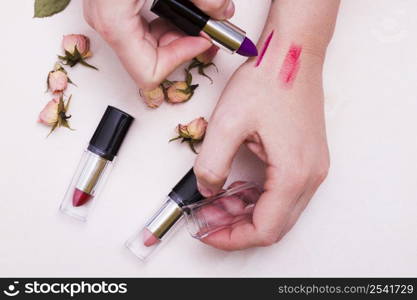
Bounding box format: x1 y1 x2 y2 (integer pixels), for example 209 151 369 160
194 117 246 197
191 0 235 20
154 36 211 84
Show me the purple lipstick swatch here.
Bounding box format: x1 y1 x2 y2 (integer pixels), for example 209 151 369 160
255 30 274 67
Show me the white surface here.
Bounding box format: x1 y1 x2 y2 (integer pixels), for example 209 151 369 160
0 0 416 277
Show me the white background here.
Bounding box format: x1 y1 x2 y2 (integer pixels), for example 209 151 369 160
0 0 416 277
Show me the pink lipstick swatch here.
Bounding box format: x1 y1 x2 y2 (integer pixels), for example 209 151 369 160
279 44 302 88
255 30 274 67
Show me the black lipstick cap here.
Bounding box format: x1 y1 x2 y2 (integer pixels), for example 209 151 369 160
88 106 134 161
151 0 209 36
169 168 204 206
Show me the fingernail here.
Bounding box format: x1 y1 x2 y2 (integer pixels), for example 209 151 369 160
224 1 235 19
197 183 213 197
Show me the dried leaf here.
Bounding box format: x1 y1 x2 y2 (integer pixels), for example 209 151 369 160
79 59 98 70
64 95 72 111
169 136 182 143
47 121 59 137
185 69 193 86
189 142 198 154
34 0 71 18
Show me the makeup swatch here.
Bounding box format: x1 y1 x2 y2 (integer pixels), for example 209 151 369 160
255 30 274 67
279 44 302 88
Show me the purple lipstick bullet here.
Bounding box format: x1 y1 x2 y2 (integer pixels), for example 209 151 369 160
151 0 258 57
237 37 258 57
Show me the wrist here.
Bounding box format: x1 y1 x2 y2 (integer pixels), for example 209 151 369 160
243 42 326 77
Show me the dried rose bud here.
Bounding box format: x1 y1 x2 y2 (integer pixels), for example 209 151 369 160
188 46 219 84
38 98 59 126
141 85 165 109
196 46 219 65
170 117 208 154
166 81 192 103
165 69 198 104
47 64 73 94
62 34 91 57
38 95 73 136
181 117 208 140
59 34 97 70
48 70 67 94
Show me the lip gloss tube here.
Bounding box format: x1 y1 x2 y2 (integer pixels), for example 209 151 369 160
60 106 134 221
150 0 258 57
126 168 204 261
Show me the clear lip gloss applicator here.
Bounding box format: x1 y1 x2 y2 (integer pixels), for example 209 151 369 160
60 106 134 221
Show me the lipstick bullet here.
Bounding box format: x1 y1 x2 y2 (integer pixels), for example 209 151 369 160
60 106 134 221
151 0 258 57
126 168 204 261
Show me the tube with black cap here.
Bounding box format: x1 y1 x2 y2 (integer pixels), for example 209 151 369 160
150 0 258 57
126 168 204 261
60 106 134 222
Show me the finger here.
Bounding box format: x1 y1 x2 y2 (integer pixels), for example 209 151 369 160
279 190 312 239
280 171 328 238
159 31 184 47
201 166 309 250
109 16 210 90
194 115 247 197
149 18 185 47
191 0 235 20
149 18 183 44
154 36 211 83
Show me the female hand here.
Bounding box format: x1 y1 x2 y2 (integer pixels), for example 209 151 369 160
83 0 235 90
194 52 330 250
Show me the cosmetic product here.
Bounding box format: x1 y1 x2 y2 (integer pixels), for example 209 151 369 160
279 44 302 88
126 168 204 261
185 182 262 239
150 0 258 57
60 106 134 221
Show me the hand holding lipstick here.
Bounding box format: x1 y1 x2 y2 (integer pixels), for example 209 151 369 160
83 0 237 90
193 0 340 250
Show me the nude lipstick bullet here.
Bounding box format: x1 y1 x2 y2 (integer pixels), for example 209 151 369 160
150 0 258 57
126 168 204 261
60 106 134 221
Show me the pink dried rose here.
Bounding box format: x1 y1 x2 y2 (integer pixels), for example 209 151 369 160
47 64 73 94
170 117 208 154
38 95 73 136
62 34 91 57
188 46 219 83
59 34 97 70
166 81 194 103
38 98 60 126
141 85 165 109
164 70 198 104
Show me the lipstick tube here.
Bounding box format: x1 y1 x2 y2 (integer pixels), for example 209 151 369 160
126 168 204 261
150 0 258 57
60 106 134 221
